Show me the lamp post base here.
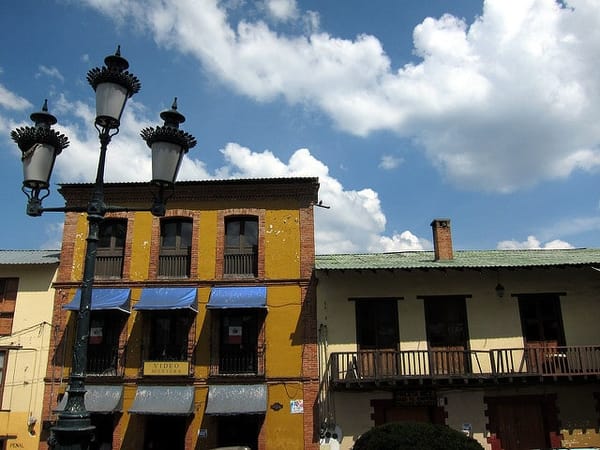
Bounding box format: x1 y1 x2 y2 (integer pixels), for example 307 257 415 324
49 420 95 450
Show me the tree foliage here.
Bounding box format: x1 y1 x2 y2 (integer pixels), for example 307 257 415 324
353 422 484 450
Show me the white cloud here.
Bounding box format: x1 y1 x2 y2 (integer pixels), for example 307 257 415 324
217 142 403 253
36 65 65 82
41 222 64 250
379 154 403 170
0 83 32 111
264 0 298 21
497 235 574 250
79 0 600 192
7 83 418 254
374 231 432 252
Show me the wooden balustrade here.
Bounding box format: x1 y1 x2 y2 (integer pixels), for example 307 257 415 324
328 345 600 385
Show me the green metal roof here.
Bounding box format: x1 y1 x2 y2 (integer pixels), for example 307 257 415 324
315 248 600 271
0 250 60 265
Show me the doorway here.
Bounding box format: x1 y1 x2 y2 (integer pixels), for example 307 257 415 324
144 415 187 450
424 296 470 375
486 396 553 450
216 415 262 449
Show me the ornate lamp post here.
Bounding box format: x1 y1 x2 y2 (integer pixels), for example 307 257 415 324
11 47 196 450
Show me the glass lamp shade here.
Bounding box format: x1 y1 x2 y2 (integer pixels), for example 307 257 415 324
95 81 129 128
151 141 185 186
22 143 58 189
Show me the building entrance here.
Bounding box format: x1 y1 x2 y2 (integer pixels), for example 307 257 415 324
216 415 262 449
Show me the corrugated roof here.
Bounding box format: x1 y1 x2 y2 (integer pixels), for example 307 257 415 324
0 250 60 265
315 248 600 270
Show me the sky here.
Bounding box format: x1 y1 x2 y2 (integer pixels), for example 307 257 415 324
1 0 600 254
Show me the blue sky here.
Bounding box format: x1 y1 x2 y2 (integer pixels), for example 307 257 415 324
1 0 600 254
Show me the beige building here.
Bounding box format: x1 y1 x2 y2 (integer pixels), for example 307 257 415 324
316 219 600 450
0 250 59 450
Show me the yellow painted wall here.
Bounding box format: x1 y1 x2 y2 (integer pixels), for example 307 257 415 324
129 213 153 281
264 383 305 450
264 209 301 279
197 210 218 280
266 285 303 377
0 263 57 450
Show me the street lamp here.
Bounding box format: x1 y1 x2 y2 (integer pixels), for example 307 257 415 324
11 47 196 450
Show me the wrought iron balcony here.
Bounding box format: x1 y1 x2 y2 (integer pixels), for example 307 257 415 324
209 347 265 377
327 345 600 387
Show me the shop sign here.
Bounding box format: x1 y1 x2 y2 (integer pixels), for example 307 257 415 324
143 361 189 376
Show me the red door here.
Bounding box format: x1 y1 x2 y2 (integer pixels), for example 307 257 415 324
487 397 550 450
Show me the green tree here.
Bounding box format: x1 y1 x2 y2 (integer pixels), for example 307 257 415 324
353 422 484 450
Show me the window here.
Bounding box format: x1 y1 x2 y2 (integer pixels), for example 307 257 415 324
158 219 192 278
215 311 262 374
518 294 565 346
95 219 127 279
0 279 18 336
354 299 399 378
355 299 399 350
424 296 470 374
87 311 126 376
148 311 192 361
224 217 258 277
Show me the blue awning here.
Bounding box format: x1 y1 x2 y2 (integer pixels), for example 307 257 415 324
64 289 131 313
134 287 197 312
207 286 267 309
129 385 195 415
205 384 267 415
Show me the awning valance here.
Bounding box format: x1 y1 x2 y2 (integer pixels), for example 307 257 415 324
55 385 123 414
134 287 197 312
205 384 267 415
64 289 131 313
128 385 195 415
207 286 267 309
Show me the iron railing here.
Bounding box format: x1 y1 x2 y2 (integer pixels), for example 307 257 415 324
87 348 121 377
210 347 265 376
327 346 600 384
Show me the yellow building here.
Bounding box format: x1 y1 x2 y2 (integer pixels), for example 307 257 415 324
40 178 319 450
0 250 59 450
316 219 600 450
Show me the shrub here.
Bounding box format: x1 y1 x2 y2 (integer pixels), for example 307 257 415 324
353 421 484 450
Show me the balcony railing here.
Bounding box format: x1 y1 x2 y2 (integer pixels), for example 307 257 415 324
210 347 265 376
87 348 121 377
158 250 190 278
224 251 257 277
94 254 123 279
328 346 600 385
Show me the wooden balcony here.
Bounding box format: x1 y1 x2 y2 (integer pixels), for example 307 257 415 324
224 251 257 277
94 253 124 279
328 346 600 388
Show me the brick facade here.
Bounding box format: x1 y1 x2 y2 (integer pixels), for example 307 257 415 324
42 178 320 450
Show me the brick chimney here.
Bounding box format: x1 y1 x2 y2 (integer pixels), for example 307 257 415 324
431 219 453 261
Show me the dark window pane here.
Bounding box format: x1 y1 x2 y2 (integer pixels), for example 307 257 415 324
162 221 178 247
356 299 399 350
243 220 258 246
180 221 193 248
225 221 240 247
